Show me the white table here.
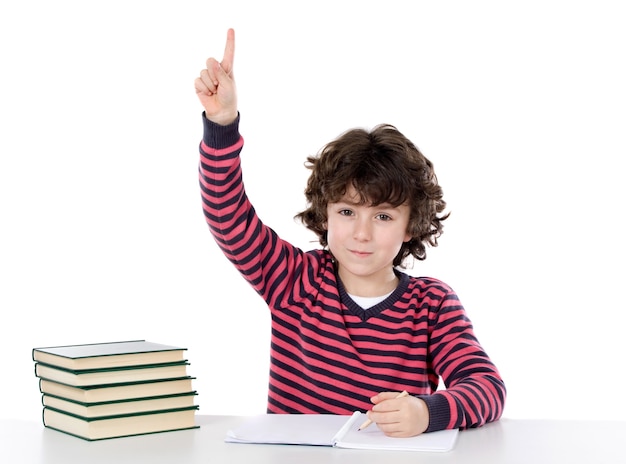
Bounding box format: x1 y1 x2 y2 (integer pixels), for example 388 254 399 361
1 415 624 463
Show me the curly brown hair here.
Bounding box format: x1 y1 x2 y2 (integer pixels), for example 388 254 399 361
295 124 449 267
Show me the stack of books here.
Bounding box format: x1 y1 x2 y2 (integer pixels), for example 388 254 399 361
32 340 199 441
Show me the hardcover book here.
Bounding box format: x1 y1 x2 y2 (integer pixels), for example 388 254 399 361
42 392 197 418
33 340 200 441
42 406 199 441
38 377 196 403
32 340 186 370
35 361 190 387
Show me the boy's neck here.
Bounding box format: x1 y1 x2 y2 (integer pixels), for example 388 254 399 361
337 266 399 298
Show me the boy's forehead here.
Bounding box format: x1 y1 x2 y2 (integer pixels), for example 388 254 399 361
341 185 361 202
336 185 366 204
334 185 398 208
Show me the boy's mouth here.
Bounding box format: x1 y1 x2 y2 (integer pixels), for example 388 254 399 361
349 249 373 258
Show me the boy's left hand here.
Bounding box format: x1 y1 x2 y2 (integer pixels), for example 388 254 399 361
367 391 429 437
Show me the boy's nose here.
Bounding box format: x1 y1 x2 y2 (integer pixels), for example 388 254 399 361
353 219 372 241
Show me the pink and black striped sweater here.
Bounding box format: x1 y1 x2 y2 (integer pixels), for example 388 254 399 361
198 113 505 432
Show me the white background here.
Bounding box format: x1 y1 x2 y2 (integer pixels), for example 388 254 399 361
1 1 625 423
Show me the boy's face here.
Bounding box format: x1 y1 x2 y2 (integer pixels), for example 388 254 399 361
326 186 412 296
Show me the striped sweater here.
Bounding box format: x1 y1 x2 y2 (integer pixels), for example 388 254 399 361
198 114 506 432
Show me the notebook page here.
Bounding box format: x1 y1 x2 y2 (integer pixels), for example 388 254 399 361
225 414 351 446
334 411 459 452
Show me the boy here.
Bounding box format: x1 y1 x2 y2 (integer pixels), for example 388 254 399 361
195 29 505 437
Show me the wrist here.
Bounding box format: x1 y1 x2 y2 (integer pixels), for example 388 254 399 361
204 110 238 127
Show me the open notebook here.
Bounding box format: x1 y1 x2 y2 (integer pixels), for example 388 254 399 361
225 411 458 452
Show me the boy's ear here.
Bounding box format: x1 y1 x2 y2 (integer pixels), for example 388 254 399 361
404 232 412 243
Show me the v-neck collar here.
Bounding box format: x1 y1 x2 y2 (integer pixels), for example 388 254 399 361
337 270 410 322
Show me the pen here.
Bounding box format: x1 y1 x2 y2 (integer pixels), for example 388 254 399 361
358 390 409 431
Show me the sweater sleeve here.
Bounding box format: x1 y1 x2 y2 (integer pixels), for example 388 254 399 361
198 112 301 307
420 290 506 432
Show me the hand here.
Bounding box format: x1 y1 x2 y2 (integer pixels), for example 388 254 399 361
194 28 238 125
366 391 429 437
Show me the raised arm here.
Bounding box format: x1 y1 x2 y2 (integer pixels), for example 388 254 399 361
194 28 238 126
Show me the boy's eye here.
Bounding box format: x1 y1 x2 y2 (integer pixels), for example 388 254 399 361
376 213 392 221
339 209 354 216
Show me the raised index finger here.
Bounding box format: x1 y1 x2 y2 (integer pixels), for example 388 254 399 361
220 28 235 75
